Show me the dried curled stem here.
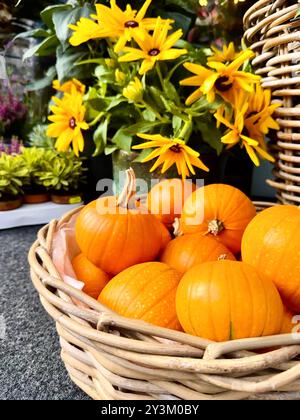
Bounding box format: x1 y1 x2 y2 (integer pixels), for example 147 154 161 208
117 168 137 209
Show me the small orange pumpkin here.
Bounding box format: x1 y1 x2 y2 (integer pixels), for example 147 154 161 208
280 307 298 334
99 262 182 330
176 261 283 342
75 169 164 275
161 233 235 274
147 179 195 229
180 184 256 254
72 253 110 299
159 222 172 254
242 205 300 312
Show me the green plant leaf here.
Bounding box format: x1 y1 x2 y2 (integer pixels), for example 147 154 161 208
93 118 109 156
23 35 58 60
132 149 153 163
195 120 223 155
104 145 118 155
56 46 87 81
112 129 132 152
53 3 94 49
15 28 51 40
41 4 72 30
124 121 165 135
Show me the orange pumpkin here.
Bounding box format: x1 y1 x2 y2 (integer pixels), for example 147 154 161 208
161 233 235 274
159 222 172 254
72 253 110 299
280 307 298 334
147 179 195 228
176 261 283 342
99 262 182 330
180 184 256 254
75 169 164 275
242 205 300 312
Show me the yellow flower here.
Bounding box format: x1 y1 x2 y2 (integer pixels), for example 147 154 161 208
47 92 89 156
115 69 126 83
214 94 275 167
52 78 86 95
123 77 143 102
119 18 187 75
208 42 242 63
105 58 117 68
69 16 105 46
69 0 164 53
199 0 208 6
133 133 209 179
181 49 260 105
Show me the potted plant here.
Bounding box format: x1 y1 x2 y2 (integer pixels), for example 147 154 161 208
20 147 53 204
39 151 87 204
0 153 29 211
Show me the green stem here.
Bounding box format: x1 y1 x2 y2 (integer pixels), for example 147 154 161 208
89 112 105 127
141 100 165 122
179 120 193 142
156 63 165 90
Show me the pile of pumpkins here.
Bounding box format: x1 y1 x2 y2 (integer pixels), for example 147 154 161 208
72 169 299 342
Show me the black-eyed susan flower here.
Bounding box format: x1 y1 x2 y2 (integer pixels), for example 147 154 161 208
133 133 209 179
123 77 143 102
181 49 260 105
115 69 126 84
119 18 187 75
69 0 162 53
208 42 242 63
214 93 275 167
52 78 86 95
47 92 89 156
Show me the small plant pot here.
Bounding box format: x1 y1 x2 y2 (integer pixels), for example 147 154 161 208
0 197 23 212
24 193 50 204
51 192 83 205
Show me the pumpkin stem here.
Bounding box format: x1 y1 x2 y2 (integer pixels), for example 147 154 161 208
207 219 224 236
173 218 183 237
117 168 137 209
218 254 228 261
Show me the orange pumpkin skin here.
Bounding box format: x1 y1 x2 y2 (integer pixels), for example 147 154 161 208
159 222 172 254
147 179 196 228
280 307 299 334
176 261 283 342
242 205 300 312
72 253 110 299
161 233 236 274
180 184 256 254
75 197 163 276
99 262 182 330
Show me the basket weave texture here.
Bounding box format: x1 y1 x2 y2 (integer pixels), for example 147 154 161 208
28 205 300 400
244 0 300 205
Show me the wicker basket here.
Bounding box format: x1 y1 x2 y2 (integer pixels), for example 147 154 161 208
28 205 300 401
244 0 300 205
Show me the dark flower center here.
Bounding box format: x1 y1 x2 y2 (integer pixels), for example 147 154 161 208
170 144 182 153
148 48 160 57
69 117 77 129
125 20 139 28
215 76 233 92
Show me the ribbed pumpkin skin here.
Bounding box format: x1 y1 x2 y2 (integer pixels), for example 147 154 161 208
161 234 236 274
75 198 163 276
147 179 195 228
176 261 283 342
280 307 297 334
99 262 182 330
72 253 110 299
242 205 300 312
159 222 172 254
181 184 256 254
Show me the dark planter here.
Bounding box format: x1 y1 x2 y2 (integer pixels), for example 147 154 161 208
23 185 50 204
0 196 23 211
51 191 83 205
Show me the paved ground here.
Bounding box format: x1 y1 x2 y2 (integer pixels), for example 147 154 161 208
0 225 89 400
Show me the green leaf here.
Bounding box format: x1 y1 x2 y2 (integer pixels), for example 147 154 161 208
56 46 87 81
41 4 72 30
142 109 156 122
163 79 180 105
165 0 199 14
195 120 223 155
112 129 132 152
107 95 127 111
104 145 118 155
53 3 94 49
93 118 109 156
15 28 51 41
23 35 58 60
124 121 165 135
132 149 153 163
172 116 182 136
27 66 57 91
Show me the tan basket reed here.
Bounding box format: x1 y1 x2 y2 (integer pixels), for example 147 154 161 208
244 0 300 205
27 205 300 400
